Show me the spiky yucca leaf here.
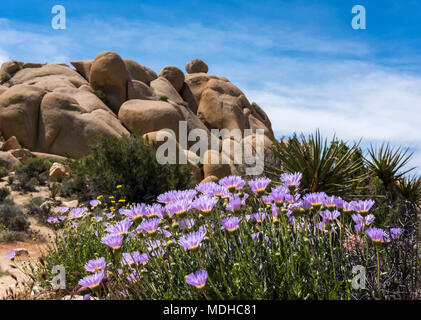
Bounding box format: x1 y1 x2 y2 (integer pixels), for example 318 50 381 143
396 175 421 205
267 130 365 194
366 143 415 199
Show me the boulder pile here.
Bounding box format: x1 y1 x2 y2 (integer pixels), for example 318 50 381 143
0 52 275 182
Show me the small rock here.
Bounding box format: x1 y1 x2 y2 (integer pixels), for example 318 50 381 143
9 148 33 163
0 136 21 151
63 199 79 208
200 175 219 184
49 162 70 180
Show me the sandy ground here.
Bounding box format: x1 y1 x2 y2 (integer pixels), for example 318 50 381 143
0 176 56 299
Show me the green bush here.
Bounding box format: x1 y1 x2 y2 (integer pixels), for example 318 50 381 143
25 197 52 223
0 203 29 232
60 133 193 203
0 187 10 203
0 72 11 83
0 166 8 178
13 158 52 191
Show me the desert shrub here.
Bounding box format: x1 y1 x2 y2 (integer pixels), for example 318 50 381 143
268 130 366 195
396 175 421 205
28 173 418 300
0 203 29 232
0 187 10 203
0 166 8 178
13 158 52 191
159 95 169 101
25 197 52 223
59 133 193 203
0 72 11 83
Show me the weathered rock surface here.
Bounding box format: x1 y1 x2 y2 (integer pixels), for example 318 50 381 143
124 59 157 85
0 53 275 180
90 52 129 113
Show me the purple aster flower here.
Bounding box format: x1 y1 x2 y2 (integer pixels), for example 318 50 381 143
84 257 106 273
93 216 103 222
390 228 403 239
196 182 220 195
319 221 337 234
83 294 91 300
150 248 166 258
165 200 191 217
247 211 267 223
101 234 124 250
323 196 338 210
57 206 69 213
226 193 248 212
122 252 149 266
354 223 365 233
178 218 195 230
145 203 164 219
353 200 375 215
145 239 165 251
159 228 172 238
248 177 271 195
366 227 390 243
178 231 206 250
6 250 17 260
186 270 208 289
251 232 271 245
219 175 245 191
122 203 147 221
320 210 340 222
352 214 375 226
192 196 218 213
106 219 133 235
90 200 101 207
127 271 141 283
78 272 104 289
138 218 160 235
106 212 115 219
70 207 88 219
261 195 273 205
303 192 327 209
47 216 59 224
221 216 241 232
271 203 280 217
342 201 355 213
58 215 66 221
280 172 302 191
157 190 179 204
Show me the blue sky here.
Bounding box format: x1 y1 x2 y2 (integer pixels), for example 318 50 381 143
1 0 420 173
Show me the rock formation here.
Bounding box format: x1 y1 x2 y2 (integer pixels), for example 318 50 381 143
0 52 275 181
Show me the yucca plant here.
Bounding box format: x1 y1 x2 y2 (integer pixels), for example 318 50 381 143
396 175 421 205
267 130 366 195
366 143 415 201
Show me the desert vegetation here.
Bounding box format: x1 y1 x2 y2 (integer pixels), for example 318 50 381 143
2 131 419 300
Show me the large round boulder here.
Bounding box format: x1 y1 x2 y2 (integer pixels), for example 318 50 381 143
119 100 184 137
90 51 129 114
185 59 208 74
159 66 185 92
